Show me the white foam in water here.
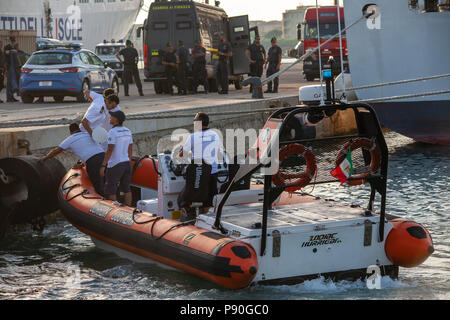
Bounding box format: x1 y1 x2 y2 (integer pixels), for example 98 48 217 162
251 276 416 296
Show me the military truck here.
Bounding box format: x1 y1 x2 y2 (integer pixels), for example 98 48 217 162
139 0 258 94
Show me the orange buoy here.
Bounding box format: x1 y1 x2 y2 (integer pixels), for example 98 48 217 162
385 219 434 268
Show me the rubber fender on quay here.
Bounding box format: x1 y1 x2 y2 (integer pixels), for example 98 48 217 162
0 156 66 226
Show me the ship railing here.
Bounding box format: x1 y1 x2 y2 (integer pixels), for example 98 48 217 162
332 72 450 103
336 72 450 93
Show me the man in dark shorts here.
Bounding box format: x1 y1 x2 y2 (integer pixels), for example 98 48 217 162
265 37 282 93
39 123 105 195
192 40 209 94
116 40 143 97
162 43 179 95
217 35 232 94
100 110 133 206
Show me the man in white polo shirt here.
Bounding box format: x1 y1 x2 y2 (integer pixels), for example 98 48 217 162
100 110 133 206
80 89 121 150
177 112 222 220
39 123 105 195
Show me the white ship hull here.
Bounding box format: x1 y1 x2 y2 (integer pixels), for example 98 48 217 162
0 0 142 51
343 0 450 144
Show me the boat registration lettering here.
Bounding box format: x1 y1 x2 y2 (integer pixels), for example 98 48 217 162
301 233 342 247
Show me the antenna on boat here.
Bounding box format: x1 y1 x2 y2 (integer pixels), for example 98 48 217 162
315 0 325 106
336 0 347 103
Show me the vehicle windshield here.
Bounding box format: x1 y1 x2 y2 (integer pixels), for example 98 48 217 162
95 46 124 55
304 22 346 40
27 52 73 65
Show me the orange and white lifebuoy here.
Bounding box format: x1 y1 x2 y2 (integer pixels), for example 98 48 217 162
335 138 381 186
272 144 317 193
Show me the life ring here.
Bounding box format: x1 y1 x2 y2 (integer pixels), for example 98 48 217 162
272 144 317 192
335 138 381 186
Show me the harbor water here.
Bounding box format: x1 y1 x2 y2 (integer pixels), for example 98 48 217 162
0 131 448 300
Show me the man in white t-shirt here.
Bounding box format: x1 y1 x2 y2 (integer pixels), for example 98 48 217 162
100 110 133 206
178 112 222 218
103 94 121 131
39 123 105 195
80 89 121 150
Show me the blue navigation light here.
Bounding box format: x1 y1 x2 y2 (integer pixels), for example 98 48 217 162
322 69 332 79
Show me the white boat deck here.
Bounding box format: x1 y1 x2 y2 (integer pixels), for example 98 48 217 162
199 199 373 237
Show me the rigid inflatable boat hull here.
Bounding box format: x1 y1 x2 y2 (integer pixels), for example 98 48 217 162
58 168 258 289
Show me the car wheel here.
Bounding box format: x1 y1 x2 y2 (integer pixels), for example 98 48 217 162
77 80 90 102
21 94 34 104
112 78 119 94
305 74 315 82
53 96 64 103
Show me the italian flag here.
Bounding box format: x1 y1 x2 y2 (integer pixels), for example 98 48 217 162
330 151 353 185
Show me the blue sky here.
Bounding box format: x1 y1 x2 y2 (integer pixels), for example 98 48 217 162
138 0 337 22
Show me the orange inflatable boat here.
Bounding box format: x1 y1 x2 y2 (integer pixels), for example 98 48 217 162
57 164 258 289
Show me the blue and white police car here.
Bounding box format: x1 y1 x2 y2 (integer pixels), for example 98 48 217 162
20 43 119 103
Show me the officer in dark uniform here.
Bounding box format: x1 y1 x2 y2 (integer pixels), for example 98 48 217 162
116 40 143 97
192 40 209 94
176 40 189 95
217 35 232 94
4 36 19 102
162 43 179 95
0 40 5 103
245 36 266 93
265 37 282 93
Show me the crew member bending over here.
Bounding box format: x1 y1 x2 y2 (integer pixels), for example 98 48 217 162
39 123 105 195
178 112 222 220
100 111 134 206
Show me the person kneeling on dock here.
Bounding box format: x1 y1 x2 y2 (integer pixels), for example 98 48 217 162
39 123 106 195
100 110 133 206
177 112 221 221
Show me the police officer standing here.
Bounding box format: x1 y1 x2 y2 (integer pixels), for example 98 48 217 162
116 40 143 97
162 43 179 95
4 36 19 102
217 35 232 95
0 41 5 103
265 37 282 93
192 40 208 94
176 40 189 95
246 36 266 93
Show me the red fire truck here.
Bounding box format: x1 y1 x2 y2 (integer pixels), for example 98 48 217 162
298 6 348 81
